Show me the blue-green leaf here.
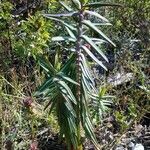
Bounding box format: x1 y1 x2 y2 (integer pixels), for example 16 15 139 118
52 36 76 42
82 20 116 47
81 35 109 62
38 57 56 75
58 72 79 85
82 45 107 70
44 12 76 18
84 10 109 22
65 27 76 39
44 16 76 31
55 79 77 104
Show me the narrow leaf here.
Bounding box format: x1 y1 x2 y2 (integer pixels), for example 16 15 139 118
44 16 76 31
81 35 108 62
65 27 76 39
82 45 107 70
82 20 116 47
84 2 122 8
84 10 109 22
38 57 56 75
61 54 76 72
63 97 76 117
82 75 92 91
55 79 77 104
44 91 58 110
93 22 112 26
52 36 76 42
44 12 77 18
71 0 81 9
80 53 95 84
36 78 53 93
59 1 73 12
58 72 79 85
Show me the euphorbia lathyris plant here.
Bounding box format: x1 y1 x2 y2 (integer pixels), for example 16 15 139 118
35 0 117 149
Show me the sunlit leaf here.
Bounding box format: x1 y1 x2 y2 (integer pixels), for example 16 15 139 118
65 27 76 39
71 0 81 9
55 79 77 104
58 72 79 85
84 10 109 22
52 36 76 42
84 2 122 8
82 45 107 70
44 12 77 18
59 1 73 12
82 20 116 47
61 54 76 72
44 16 76 31
81 35 109 62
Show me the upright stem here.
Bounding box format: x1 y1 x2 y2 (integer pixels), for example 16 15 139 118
76 11 83 102
75 5 84 150
5 21 13 61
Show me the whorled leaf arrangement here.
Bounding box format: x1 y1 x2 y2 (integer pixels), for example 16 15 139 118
35 0 118 149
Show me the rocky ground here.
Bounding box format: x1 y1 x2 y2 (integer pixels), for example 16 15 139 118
35 117 149 150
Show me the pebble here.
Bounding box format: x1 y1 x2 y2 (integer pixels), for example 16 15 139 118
133 144 144 150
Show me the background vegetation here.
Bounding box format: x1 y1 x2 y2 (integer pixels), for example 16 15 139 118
0 0 149 149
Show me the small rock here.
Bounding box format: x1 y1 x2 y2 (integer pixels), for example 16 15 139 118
128 142 135 150
133 144 144 150
135 124 144 134
115 145 125 150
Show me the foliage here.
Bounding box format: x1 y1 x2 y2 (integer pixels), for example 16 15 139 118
35 0 116 149
14 13 51 58
0 0 149 150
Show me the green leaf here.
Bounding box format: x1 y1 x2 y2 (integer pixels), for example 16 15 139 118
49 95 59 113
82 75 92 91
82 45 107 70
71 0 81 9
44 91 58 110
99 87 107 97
59 1 73 12
55 79 77 104
93 22 112 26
52 36 76 42
80 63 92 84
102 95 115 99
44 12 76 18
36 78 53 93
38 57 56 75
84 10 109 22
59 87 76 106
63 97 77 117
81 35 108 62
43 87 57 97
81 97 99 149
80 0 88 4
61 54 76 72
82 20 116 47
84 2 122 8
58 72 79 85
84 117 98 146
44 16 76 31
91 38 106 45
64 48 76 52
80 53 95 84
65 27 76 39
82 81 88 101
